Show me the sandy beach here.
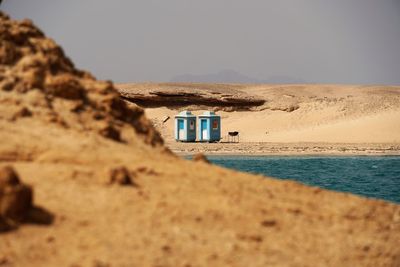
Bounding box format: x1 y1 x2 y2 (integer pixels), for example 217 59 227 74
170 142 400 156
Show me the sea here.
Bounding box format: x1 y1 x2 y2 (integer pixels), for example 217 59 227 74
195 155 400 203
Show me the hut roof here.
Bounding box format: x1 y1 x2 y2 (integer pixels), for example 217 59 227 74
199 111 219 117
175 110 196 118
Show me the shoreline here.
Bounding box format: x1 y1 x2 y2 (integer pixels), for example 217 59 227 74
168 142 400 156
178 152 400 157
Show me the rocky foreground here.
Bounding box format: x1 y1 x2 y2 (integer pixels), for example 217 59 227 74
1 12 400 267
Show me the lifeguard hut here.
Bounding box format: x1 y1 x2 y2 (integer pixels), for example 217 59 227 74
174 111 196 142
198 111 221 142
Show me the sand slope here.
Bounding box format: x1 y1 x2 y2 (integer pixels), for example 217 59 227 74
1 12 400 267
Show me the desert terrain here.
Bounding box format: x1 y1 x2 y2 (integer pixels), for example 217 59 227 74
1 12 400 267
117 83 400 155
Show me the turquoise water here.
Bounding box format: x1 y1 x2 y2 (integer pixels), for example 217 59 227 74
203 156 400 203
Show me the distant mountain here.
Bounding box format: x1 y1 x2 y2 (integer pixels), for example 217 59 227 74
171 70 258 83
170 69 307 84
263 75 308 84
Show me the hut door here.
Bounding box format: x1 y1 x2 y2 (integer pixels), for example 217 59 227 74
201 119 208 140
178 119 184 139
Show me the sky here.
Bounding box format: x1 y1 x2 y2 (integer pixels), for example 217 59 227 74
2 0 400 84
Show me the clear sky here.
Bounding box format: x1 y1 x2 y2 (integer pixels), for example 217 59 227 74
2 0 400 84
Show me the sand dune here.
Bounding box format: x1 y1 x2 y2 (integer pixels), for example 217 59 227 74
261 110 400 143
217 108 400 143
119 83 400 151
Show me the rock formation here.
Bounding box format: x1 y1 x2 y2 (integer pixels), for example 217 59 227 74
117 83 265 111
192 153 210 164
0 12 162 146
0 165 32 231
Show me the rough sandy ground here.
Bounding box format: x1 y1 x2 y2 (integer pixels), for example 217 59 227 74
170 142 400 156
1 12 400 267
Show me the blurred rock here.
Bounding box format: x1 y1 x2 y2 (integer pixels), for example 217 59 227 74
0 11 163 146
99 124 121 142
109 167 136 186
0 166 32 227
193 153 210 164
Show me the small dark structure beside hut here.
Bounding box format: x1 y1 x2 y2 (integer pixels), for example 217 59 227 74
227 131 239 143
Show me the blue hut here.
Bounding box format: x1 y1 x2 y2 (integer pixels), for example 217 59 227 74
198 111 221 142
175 111 196 142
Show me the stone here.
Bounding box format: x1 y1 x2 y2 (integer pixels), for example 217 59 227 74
0 166 33 223
109 167 136 186
193 153 210 164
99 124 121 142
